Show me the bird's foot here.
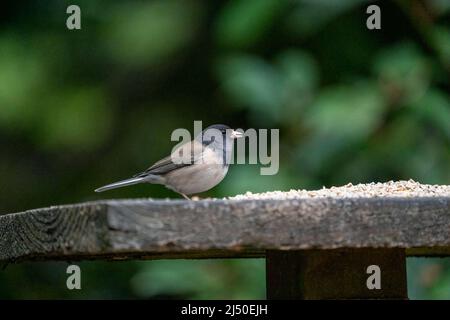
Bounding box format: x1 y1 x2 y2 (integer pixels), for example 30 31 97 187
180 193 191 200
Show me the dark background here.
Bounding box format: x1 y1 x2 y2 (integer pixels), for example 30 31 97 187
0 0 449 299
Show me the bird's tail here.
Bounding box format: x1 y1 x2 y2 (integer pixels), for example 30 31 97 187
95 177 146 193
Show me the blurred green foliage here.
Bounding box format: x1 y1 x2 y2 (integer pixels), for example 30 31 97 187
0 0 449 299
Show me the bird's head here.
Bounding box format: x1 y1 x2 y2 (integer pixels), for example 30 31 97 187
199 124 243 146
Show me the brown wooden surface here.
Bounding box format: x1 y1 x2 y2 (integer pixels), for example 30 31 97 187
0 197 449 262
266 249 407 299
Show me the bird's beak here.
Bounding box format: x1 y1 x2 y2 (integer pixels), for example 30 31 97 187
231 130 244 139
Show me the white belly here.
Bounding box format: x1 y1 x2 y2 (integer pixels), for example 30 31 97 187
164 163 229 195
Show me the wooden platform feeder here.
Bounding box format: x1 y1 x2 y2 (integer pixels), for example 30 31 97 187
1 191 449 299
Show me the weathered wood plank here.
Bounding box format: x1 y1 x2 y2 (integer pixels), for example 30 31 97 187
0 197 450 262
266 249 407 299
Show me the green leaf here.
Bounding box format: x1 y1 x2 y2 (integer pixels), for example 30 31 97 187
305 82 385 140
215 0 283 48
0 35 46 128
36 87 114 150
103 0 201 67
285 0 367 38
217 50 318 125
217 54 282 124
276 50 319 120
373 43 430 105
410 89 450 139
429 27 450 67
131 259 265 299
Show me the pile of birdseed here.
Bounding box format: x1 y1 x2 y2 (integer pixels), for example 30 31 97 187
228 180 450 200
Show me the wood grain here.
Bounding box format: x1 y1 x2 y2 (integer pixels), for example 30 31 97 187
1 197 449 262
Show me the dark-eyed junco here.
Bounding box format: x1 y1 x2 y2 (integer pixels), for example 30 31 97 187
95 124 243 199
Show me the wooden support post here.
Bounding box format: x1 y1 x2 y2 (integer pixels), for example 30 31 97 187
266 248 407 299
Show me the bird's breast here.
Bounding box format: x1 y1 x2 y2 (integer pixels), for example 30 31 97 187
164 163 229 195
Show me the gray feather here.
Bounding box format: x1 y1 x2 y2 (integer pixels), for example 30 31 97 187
95 177 146 192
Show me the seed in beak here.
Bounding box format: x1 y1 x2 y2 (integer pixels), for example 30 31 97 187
231 130 244 138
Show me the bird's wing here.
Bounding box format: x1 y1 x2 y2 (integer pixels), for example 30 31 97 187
134 141 205 177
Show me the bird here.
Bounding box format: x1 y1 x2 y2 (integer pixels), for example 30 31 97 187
95 124 243 199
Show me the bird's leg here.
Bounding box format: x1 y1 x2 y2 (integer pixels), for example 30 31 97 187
180 193 191 200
